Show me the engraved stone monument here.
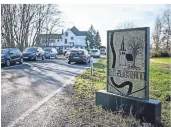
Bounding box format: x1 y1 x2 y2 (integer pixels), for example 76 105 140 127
96 27 161 125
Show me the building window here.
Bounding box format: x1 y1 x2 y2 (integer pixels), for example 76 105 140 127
71 37 74 40
70 42 74 46
65 32 68 36
57 39 59 42
65 39 67 44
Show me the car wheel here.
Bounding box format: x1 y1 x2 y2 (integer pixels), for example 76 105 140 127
19 57 23 64
35 56 38 61
68 61 71 64
42 55 45 60
88 58 90 63
6 59 10 67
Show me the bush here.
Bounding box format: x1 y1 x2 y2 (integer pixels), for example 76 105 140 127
151 50 171 57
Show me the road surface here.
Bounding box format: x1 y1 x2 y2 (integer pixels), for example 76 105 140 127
1 56 100 127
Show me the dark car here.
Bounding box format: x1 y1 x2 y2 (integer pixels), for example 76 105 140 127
1 48 23 66
22 47 45 61
68 49 90 64
44 47 58 59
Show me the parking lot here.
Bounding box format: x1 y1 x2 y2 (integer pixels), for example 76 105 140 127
1 56 100 127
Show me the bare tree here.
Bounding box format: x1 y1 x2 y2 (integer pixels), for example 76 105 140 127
1 4 63 50
117 21 136 29
161 8 171 52
152 15 162 51
41 5 63 47
1 4 16 48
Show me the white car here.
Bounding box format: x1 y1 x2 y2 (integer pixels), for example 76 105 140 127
91 49 101 58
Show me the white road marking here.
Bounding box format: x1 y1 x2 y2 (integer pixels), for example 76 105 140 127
7 76 76 127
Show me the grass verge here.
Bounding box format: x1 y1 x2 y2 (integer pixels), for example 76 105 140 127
151 57 171 64
67 57 156 127
67 57 171 127
150 62 171 126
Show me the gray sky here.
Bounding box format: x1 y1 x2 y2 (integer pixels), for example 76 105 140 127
59 4 170 46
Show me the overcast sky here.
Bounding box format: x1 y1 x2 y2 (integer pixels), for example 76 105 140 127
59 4 170 46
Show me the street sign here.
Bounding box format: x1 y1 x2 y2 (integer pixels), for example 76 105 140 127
107 27 150 100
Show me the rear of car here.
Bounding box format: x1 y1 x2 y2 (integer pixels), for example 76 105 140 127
68 49 90 64
91 49 101 58
1 48 23 66
44 47 58 59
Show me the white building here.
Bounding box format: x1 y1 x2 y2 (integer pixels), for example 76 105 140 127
36 26 90 50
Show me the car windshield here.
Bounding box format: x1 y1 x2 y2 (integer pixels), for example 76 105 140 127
91 50 98 52
71 50 84 55
24 48 37 52
44 48 51 52
1 49 9 54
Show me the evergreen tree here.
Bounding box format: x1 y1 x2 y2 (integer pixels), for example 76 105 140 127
85 24 101 49
94 31 101 49
88 24 96 36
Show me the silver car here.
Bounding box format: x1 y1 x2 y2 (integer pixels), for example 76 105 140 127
91 49 101 58
44 47 58 59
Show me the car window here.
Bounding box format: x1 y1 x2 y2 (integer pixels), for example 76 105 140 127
71 50 84 55
24 47 37 52
91 50 98 52
44 48 51 51
15 48 20 53
9 49 15 54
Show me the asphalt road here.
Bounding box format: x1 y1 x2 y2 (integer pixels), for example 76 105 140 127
1 56 100 127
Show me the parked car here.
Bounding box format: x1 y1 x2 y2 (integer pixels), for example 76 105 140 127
1 48 23 66
91 49 101 58
68 49 90 64
22 47 45 61
44 47 58 59
100 49 107 55
57 49 63 55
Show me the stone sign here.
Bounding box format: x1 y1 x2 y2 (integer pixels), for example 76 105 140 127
107 27 150 99
96 27 161 125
